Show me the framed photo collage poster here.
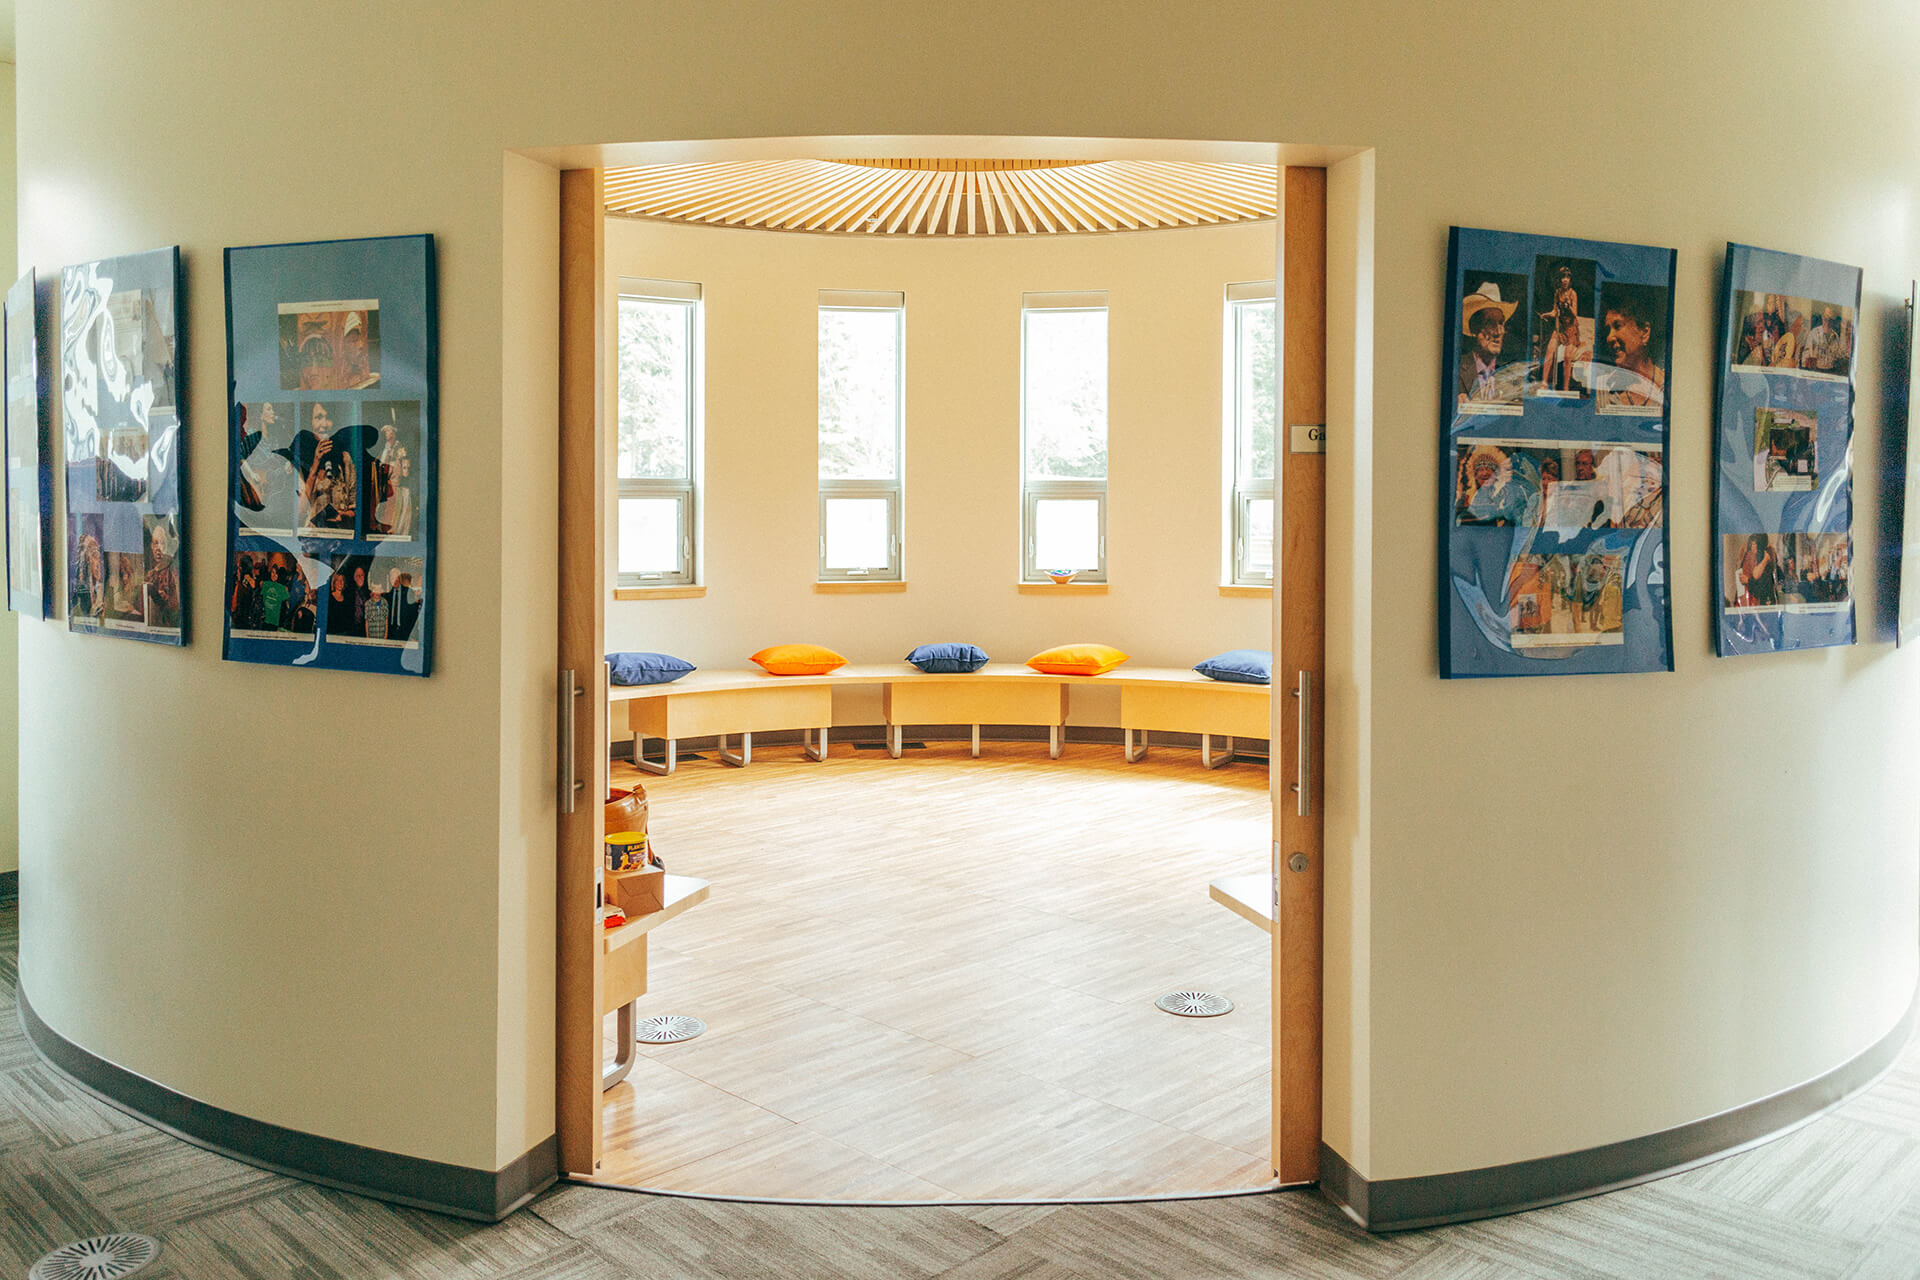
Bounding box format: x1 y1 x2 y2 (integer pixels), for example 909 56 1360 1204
223 235 437 677
61 248 187 645
1440 227 1676 678
1711 244 1861 655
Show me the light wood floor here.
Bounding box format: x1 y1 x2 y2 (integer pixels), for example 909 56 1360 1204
600 738 1275 1200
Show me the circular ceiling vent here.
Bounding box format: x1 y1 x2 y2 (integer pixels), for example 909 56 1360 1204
1155 991 1234 1017
30 1235 161 1280
636 1014 708 1044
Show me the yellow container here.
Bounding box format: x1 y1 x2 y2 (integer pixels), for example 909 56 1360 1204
605 830 649 872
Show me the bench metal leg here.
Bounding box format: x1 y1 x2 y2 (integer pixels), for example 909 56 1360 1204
635 734 677 776
718 732 751 767
1049 724 1063 760
804 726 829 762
603 1001 636 1090
1125 728 1149 763
1201 734 1234 770
888 723 902 759
970 724 980 758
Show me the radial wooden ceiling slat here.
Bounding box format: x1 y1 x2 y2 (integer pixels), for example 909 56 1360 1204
1070 164 1190 228
665 161 819 224
990 169 1036 235
1126 161 1274 218
792 165 888 230
945 171 965 236
604 158 1276 236
1047 166 1142 231
1001 169 1064 234
895 168 945 235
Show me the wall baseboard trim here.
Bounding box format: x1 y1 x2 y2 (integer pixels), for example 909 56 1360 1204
0 870 15 902
16 985 557 1222
1321 988 1919 1232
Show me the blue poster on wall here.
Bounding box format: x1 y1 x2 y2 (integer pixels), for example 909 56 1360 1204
1711 244 1860 656
222 235 437 676
1439 226 1676 678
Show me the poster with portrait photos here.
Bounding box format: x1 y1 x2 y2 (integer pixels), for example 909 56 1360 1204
1440 227 1676 678
6 270 52 618
61 248 187 645
1711 244 1860 656
222 235 435 676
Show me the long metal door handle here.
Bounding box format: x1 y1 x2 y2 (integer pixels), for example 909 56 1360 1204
1292 670 1312 817
559 668 585 814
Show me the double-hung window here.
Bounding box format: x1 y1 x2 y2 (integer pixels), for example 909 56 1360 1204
616 278 700 587
1021 292 1108 582
817 290 904 581
1227 282 1276 585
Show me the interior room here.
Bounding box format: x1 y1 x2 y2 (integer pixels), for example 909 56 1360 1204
585 149 1295 1199
8 4 1920 1278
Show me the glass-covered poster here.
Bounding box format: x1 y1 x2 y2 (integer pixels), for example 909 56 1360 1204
61 248 186 645
6 270 51 617
222 235 436 676
1712 244 1861 655
1440 227 1676 678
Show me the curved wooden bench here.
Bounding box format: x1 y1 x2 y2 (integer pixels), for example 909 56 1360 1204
608 662 1270 774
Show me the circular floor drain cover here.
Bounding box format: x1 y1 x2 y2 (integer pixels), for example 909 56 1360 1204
30 1235 160 1280
1156 991 1234 1017
636 1014 707 1044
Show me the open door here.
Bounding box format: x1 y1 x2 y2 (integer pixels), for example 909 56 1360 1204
557 167 609 1176
1274 164 1327 1184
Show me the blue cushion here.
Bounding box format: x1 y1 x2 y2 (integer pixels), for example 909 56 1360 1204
905 642 989 674
1194 649 1272 685
608 651 696 686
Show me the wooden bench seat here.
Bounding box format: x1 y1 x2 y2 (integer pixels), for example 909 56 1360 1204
608 662 1270 773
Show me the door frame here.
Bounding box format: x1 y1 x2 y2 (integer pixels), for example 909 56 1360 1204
552 144 1331 1186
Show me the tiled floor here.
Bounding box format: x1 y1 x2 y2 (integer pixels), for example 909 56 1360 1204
9 896 1920 1276
599 742 1275 1197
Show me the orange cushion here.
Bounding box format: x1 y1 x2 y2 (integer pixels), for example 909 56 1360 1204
750 643 847 676
1026 643 1129 677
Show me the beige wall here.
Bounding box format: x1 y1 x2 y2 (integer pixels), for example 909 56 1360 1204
16 0 1920 1187
604 215 1275 726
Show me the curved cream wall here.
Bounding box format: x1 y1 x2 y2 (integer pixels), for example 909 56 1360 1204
16 0 1918 1188
603 216 1275 695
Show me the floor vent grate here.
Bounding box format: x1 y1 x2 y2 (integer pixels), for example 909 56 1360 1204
636 1014 708 1044
30 1235 160 1280
1155 991 1234 1018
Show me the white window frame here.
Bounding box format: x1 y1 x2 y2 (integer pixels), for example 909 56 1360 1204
1227 282 1276 586
816 290 905 582
616 277 701 589
1020 291 1109 584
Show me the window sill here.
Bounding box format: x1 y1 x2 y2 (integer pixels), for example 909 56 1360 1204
614 586 706 601
1219 584 1273 598
814 581 907 594
1017 582 1110 595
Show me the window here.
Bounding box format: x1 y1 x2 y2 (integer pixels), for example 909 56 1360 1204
1227 282 1276 584
616 278 700 587
818 290 904 581
1021 292 1107 582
